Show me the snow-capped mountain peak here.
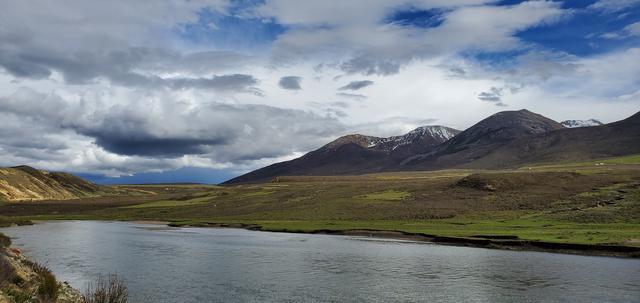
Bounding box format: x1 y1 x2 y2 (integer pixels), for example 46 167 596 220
561 119 603 128
323 126 460 153
406 126 458 142
367 126 459 152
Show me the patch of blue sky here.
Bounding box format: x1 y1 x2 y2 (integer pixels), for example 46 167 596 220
460 49 527 69
463 0 640 66
384 7 446 28
515 1 640 56
496 0 599 9
176 0 286 53
78 167 236 185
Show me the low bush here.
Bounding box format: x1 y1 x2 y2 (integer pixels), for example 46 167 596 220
83 274 128 303
30 261 59 302
0 232 11 248
0 257 15 287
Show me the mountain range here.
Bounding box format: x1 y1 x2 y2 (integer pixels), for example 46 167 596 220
224 109 640 184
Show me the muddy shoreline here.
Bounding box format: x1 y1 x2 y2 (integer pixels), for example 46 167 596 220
168 222 640 258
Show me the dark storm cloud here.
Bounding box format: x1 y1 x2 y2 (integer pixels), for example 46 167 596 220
0 35 258 92
336 92 367 100
278 76 302 90
91 137 226 157
165 74 261 93
0 88 345 161
338 80 374 91
340 57 400 76
478 87 507 107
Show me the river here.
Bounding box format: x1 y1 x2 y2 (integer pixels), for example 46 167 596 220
2 221 639 302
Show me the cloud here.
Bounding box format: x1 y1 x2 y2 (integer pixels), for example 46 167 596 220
338 80 374 91
0 0 638 181
602 21 640 39
336 92 368 100
478 87 507 107
340 57 400 76
627 22 640 36
0 2 257 92
0 41 259 93
258 0 565 75
163 74 261 93
0 87 346 175
278 76 302 90
589 0 640 13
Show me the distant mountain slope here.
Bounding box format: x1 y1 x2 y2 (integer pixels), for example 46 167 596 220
561 119 603 128
225 109 640 184
462 111 640 168
224 126 460 184
402 109 566 169
0 166 102 201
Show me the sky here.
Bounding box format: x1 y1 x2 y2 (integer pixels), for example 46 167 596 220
0 0 639 184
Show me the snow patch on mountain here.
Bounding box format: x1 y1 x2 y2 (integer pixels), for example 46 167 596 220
325 126 459 153
561 119 603 128
368 126 457 151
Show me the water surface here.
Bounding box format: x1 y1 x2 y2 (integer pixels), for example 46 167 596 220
2 221 639 302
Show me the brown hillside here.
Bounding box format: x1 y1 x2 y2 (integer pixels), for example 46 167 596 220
0 166 102 201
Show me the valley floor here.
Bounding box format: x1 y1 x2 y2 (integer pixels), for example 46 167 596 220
1 158 640 257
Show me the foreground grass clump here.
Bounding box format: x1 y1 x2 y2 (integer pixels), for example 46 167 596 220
0 232 10 248
28 260 60 301
0 256 15 287
83 274 128 303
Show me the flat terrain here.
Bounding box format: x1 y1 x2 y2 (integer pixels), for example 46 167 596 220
1 157 640 255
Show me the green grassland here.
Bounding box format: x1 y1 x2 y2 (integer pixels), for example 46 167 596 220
1 158 639 250
522 154 640 170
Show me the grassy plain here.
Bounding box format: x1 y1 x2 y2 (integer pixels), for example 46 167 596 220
0 157 639 253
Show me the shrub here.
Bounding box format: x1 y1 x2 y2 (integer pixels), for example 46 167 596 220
0 257 15 287
4 288 33 303
0 232 11 248
30 261 59 302
82 274 128 303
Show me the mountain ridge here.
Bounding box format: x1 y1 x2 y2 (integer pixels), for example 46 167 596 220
224 109 640 184
224 125 460 184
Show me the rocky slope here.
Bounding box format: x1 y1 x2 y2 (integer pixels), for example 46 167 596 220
0 166 103 202
1 235 82 302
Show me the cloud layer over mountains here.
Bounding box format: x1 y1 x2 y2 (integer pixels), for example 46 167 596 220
0 0 639 181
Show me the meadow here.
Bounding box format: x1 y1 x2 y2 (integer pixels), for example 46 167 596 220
1 157 639 255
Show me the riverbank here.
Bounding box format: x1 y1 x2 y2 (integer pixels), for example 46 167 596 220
2 166 639 258
4 217 640 258
0 233 82 303
166 221 640 258
5 220 638 303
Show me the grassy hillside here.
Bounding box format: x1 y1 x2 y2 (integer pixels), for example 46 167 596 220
0 166 106 202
